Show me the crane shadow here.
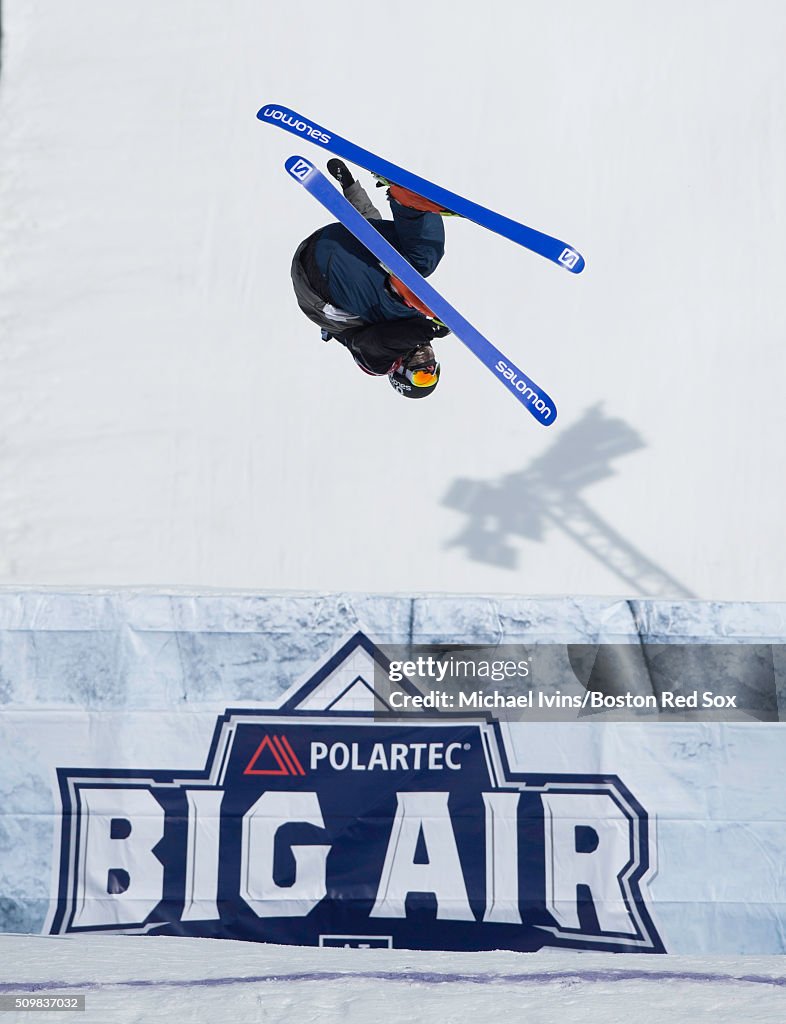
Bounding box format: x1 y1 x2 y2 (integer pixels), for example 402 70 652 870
442 404 694 598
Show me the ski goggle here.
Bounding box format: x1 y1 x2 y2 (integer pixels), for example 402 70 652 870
405 364 439 388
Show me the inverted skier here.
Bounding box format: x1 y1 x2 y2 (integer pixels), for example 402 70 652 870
291 159 451 399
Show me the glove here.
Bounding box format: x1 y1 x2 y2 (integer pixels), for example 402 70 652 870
327 159 355 191
430 321 451 338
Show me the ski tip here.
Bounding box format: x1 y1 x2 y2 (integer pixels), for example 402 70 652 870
257 102 288 121
284 155 316 182
555 246 585 274
534 398 558 426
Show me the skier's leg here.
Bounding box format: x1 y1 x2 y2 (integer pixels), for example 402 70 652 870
326 157 443 271
388 183 451 214
388 200 445 277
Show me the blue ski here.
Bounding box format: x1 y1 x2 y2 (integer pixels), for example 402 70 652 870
261 104 584 275
285 156 557 426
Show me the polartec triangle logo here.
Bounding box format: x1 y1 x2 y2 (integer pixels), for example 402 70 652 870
243 734 305 776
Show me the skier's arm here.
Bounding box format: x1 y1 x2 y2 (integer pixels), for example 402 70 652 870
341 317 448 375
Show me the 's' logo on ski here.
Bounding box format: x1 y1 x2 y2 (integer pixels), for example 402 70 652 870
558 248 580 269
289 159 313 182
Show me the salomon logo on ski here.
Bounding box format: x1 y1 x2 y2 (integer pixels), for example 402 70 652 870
260 106 331 144
495 361 554 421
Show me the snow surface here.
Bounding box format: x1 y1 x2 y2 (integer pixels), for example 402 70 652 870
1 1 786 598
1 935 786 1024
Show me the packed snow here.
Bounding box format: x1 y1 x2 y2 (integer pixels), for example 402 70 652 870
2 935 786 1024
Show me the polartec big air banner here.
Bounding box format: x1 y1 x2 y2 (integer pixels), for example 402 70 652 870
1 592 786 953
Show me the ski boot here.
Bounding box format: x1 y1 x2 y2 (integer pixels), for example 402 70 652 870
374 175 460 216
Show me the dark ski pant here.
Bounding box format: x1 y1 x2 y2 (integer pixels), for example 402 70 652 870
291 180 444 337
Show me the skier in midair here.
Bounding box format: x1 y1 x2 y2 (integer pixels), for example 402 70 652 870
291 159 451 399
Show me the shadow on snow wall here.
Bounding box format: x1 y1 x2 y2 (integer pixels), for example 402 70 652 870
442 404 694 598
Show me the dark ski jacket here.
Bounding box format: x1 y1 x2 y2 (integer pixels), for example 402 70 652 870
294 182 447 374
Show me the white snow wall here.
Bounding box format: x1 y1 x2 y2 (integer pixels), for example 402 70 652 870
1 590 786 954
2 2 786 599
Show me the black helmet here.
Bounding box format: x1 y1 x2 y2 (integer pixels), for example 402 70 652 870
389 345 440 399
